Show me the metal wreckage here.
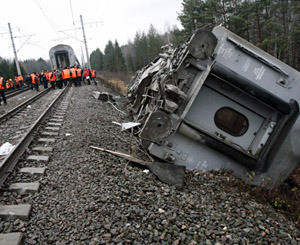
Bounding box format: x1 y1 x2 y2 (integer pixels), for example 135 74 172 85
126 26 300 187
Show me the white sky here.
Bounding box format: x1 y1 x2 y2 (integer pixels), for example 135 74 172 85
0 0 183 62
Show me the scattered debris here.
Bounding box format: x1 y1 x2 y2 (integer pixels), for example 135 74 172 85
90 145 186 188
106 101 126 115
92 91 115 102
0 142 15 156
112 121 141 131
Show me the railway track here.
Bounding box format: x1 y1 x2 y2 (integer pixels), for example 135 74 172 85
5 87 30 100
0 87 67 184
0 86 72 243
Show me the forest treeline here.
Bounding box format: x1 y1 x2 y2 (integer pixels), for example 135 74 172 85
1 0 299 79
0 57 50 80
90 0 300 72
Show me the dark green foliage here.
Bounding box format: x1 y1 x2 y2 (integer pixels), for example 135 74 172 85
0 58 26 80
177 0 300 70
100 40 126 72
90 48 104 70
124 25 170 71
21 58 51 73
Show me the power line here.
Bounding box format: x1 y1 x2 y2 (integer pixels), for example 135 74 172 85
34 0 63 42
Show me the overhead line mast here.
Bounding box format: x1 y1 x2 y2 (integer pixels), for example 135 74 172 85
80 15 91 69
8 22 21 76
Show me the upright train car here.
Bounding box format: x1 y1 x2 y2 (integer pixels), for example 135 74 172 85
49 44 80 69
127 26 300 187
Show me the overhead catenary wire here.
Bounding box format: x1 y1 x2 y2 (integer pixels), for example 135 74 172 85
34 0 63 42
69 0 77 39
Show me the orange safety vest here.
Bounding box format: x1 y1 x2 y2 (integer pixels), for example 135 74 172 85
91 70 96 78
31 73 37 84
77 68 82 77
70 68 77 78
62 69 71 80
15 77 20 85
45 72 50 80
0 77 4 90
50 72 56 81
18 75 24 82
6 81 10 89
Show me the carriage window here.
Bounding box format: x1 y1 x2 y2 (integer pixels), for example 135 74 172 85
214 107 248 136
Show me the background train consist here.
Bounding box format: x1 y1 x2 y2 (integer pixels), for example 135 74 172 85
49 44 80 69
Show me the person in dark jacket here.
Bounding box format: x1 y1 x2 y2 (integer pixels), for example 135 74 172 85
25 74 32 89
0 76 7 105
39 71 47 89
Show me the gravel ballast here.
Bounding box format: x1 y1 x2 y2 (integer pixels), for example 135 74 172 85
0 83 299 244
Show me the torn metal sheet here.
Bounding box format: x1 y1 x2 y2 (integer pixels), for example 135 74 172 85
126 26 300 188
112 121 141 131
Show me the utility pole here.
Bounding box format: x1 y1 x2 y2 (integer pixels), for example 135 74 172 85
8 22 21 76
81 46 85 68
80 15 91 69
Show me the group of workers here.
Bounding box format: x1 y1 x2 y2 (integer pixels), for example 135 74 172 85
0 66 98 106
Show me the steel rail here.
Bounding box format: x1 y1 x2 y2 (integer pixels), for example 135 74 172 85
6 87 30 99
0 88 50 123
0 87 68 187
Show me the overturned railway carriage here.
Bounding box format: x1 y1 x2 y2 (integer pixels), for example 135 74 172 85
49 44 79 69
127 26 300 186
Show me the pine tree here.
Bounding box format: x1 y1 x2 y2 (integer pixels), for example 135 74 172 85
104 41 115 72
90 48 104 70
114 40 126 72
147 25 164 61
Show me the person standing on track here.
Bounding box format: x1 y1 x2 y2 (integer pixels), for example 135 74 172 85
62 67 71 87
31 72 39 91
76 66 82 86
40 71 47 89
18 75 24 90
91 69 97 86
49 70 56 89
0 76 7 106
55 69 63 89
25 74 32 89
84 67 91 85
70 66 77 87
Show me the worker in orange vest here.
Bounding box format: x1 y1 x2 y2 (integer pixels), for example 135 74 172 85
18 75 24 90
70 66 77 87
6 80 10 90
31 72 39 91
61 67 71 86
91 69 97 86
49 70 56 89
0 76 7 105
76 66 82 86
15 76 20 88
8 79 14 90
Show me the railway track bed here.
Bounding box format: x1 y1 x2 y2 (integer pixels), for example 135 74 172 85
0 84 299 244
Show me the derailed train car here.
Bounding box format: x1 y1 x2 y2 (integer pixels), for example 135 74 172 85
127 26 300 187
49 44 79 69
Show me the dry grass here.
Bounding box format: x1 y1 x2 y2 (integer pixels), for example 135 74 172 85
96 70 132 95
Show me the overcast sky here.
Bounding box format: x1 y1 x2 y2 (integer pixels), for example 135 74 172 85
0 0 183 62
